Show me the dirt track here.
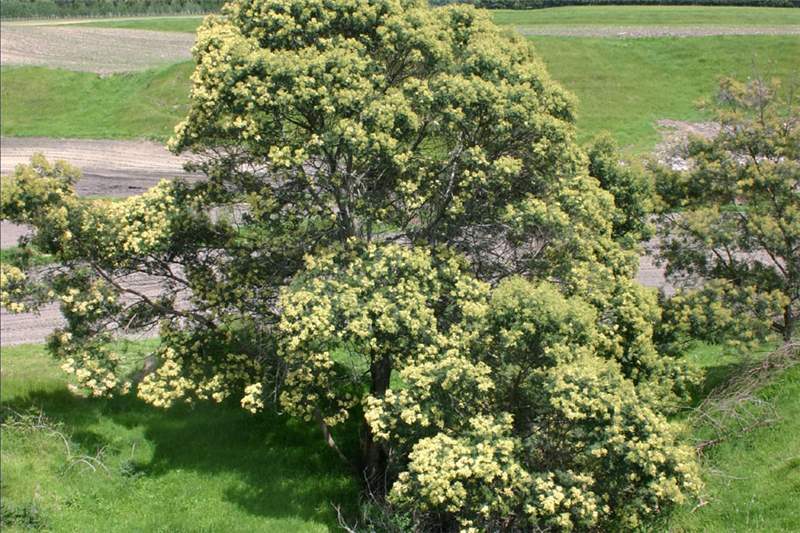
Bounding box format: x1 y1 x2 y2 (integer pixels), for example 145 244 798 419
1 136 202 267
1 137 201 196
0 24 194 73
0 273 164 346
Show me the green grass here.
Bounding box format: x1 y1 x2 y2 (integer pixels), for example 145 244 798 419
2 338 798 531
0 342 358 532
0 62 194 140
2 35 797 153
671 347 800 532
0 246 54 268
492 6 800 27
530 35 800 152
71 6 800 33
75 16 205 33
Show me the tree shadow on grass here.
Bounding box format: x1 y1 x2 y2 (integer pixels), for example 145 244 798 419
3 389 360 529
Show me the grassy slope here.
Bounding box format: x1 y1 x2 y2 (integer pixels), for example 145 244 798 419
671 344 800 532
3 37 797 152
492 6 800 26
0 62 194 140
0 343 357 532
530 35 800 152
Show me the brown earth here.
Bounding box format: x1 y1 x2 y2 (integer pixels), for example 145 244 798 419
1 137 202 196
0 24 194 73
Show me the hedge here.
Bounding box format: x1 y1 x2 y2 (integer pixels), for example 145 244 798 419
0 0 224 19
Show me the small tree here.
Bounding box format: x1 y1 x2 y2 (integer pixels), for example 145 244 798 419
654 77 799 345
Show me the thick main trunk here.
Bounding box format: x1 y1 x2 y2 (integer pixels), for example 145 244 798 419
361 354 392 496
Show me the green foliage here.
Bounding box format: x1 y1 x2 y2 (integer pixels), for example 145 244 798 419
366 277 701 531
1 0 703 529
654 77 799 345
588 134 652 244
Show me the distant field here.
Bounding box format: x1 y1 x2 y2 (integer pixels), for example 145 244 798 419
531 35 800 151
492 5 800 26
67 6 800 33
0 63 193 140
75 16 205 33
3 36 797 153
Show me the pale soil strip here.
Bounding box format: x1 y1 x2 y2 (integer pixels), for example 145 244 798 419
0 25 194 73
1 137 202 249
516 25 800 37
1 137 201 197
0 273 164 346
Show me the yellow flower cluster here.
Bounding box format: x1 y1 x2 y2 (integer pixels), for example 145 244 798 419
278 243 489 427
0 265 29 313
138 346 262 409
57 338 131 398
390 415 531 531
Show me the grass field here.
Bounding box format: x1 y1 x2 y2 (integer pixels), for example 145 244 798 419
2 35 797 152
76 16 205 33
0 63 193 140
69 6 800 33
2 341 796 531
492 6 800 27
531 35 800 151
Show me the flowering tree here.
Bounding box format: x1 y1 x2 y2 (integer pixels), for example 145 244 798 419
1 0 700 528
654 77 799 346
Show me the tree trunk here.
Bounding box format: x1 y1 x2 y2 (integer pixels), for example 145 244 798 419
361 353 392 496
784 305 795 343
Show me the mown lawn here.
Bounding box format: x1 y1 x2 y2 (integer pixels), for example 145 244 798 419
0 342 358 532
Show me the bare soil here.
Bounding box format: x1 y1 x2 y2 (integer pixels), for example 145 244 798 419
654 119 720 170
516 25 800 38
1 137 201 196
0 24 194 73
0 273 163 346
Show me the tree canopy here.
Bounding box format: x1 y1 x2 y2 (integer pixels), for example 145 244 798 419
654 77 799 347
1 0 702 529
